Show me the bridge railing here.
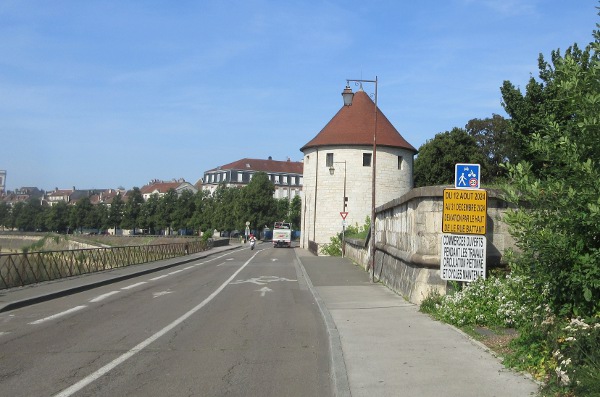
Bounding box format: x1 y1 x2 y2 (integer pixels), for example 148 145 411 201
0 239 213 290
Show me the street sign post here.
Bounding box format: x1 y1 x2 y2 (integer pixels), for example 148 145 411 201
440 234 487 281
442 189 487 235
455 163 481 189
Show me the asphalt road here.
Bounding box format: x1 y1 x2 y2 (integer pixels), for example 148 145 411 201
0 244 331 397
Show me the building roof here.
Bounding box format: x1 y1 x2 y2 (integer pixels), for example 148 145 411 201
140 181 183 195
207 158 303 174
300 89 416 152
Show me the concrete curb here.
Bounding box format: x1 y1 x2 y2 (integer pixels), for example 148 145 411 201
294 249 351 397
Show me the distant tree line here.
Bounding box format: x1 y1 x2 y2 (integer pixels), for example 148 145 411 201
0 172 301 236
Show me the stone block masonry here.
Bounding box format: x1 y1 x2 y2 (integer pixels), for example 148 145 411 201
344 186 515 305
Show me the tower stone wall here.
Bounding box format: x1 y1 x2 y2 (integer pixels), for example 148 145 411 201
300 145 414 251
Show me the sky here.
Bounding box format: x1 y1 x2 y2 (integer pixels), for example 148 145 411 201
1 0 598 191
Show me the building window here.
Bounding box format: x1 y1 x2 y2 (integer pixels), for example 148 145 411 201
398 156 403 170
237 173 243 182
363 153 372 166
275 175 280 184
283 176 288 184
326 153 333 167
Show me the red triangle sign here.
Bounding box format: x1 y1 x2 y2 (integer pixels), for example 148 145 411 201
340 212 348 220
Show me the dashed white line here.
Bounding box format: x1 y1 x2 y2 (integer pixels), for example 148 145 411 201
149 274 169 281
89 291 120 303
121 282 147 290
183 266 194 270
168 269 184 275
29 306 87 325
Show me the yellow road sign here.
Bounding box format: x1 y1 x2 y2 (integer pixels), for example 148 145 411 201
442 189 487 235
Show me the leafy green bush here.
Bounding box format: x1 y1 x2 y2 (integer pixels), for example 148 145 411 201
549 316 600 395
422 273 547 329
320 217 371 256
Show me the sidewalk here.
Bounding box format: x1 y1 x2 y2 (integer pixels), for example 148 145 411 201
294 248 540 397
0 244 241 313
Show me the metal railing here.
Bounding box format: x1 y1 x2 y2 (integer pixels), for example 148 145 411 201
0 239 213 290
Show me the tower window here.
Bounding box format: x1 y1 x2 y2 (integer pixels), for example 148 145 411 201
326 153 333 167
363 153 372 166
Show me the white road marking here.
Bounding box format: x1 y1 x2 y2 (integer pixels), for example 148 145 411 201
53 251 259 397
183 266 194 270
256 287 272 297
153 290 173 298
168 270 184 275
29 306 87 325
121 282 147 290
216 262 227 267
149 274 169 281
0 332 9 337
89 291 120 303
230 276 297 285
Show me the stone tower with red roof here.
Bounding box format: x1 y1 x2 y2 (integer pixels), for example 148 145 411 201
300 88 417 251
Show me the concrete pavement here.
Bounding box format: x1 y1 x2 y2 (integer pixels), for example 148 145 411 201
294 248 540 397
0 244 540 396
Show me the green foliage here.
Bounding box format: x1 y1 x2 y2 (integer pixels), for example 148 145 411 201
320 217 370 256
288 195 302 230
238 172 277 232
422 273 547 329
319 234 342 256
414 127 487 187
502 34 600 318
465 114 512 181
549 317 600 395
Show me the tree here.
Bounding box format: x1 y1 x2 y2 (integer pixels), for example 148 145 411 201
140 194 160 234
465 114 513 182
502 31 600 317
500 43 595 169
15 199 44 231
0 202 10 230
274 198 290 222
155 189 178 235
173 189 195 234
45 201 70 233
190 190 212 234
238 172 276 232
121 187 144 234
107 194 124 232
413 128 487 187
289 195 302 230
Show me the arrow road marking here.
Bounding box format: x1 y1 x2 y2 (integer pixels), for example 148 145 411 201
256 287 272 297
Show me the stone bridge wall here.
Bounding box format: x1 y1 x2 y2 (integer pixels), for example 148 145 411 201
344 186 515 304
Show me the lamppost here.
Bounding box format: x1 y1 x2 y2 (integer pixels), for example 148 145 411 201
329 161 347 257
342 77 377 282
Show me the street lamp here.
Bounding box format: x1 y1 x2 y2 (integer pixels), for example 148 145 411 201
329 161 347 257
342 77 378 282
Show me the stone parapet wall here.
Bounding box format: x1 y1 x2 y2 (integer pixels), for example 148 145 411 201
344 186 515 304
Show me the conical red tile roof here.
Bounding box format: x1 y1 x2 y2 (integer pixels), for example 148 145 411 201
300 90 416 152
